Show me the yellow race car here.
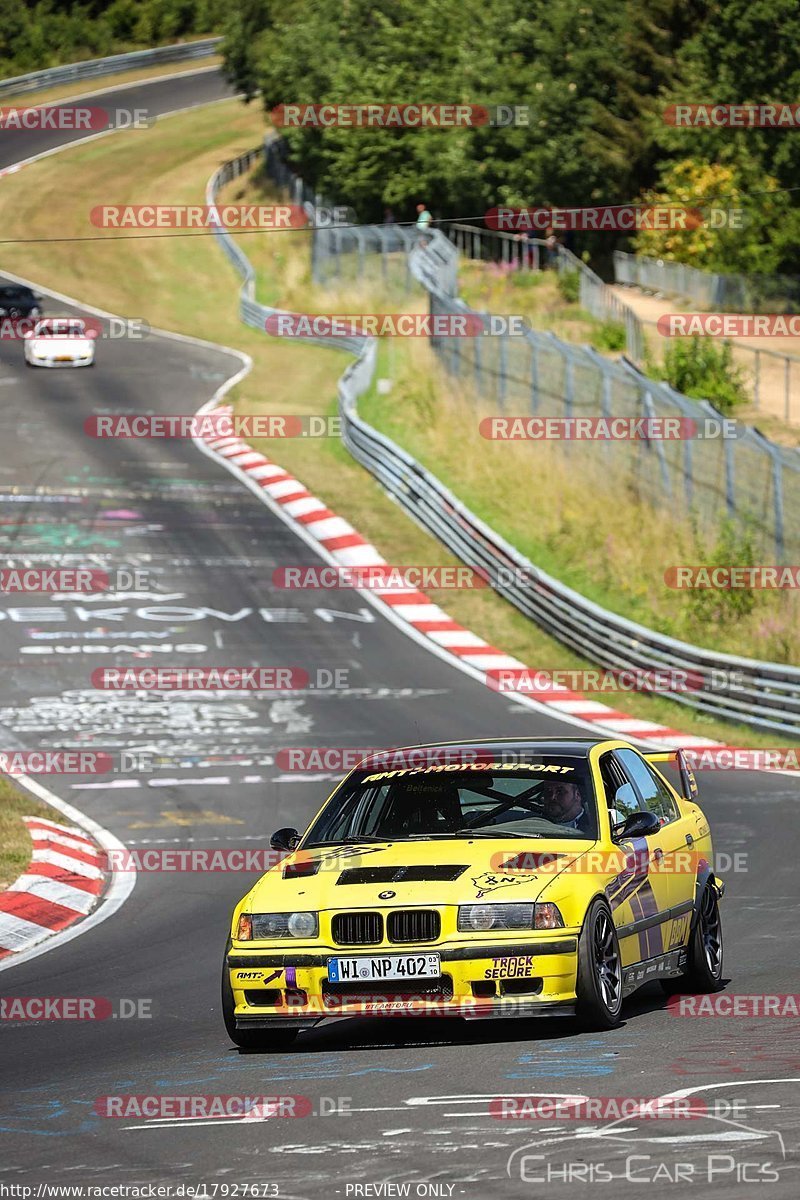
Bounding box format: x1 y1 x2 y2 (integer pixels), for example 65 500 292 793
222 737 724 1049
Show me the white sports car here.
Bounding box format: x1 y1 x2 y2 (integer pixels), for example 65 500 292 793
23 318 95 368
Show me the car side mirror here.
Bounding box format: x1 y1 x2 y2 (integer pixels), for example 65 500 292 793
613 810 661 840
270 826 300 851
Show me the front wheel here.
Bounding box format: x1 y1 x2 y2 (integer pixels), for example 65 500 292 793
221 954 298 1051
576 899 623 1029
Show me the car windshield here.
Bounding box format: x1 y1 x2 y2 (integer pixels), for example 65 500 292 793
36 319 84 337
0 288 32 301
304 758 598 844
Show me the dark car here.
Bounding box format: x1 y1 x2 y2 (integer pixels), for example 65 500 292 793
0 285 43 319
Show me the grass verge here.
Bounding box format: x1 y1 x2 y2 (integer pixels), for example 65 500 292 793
0 101 795 749
0 780 56 890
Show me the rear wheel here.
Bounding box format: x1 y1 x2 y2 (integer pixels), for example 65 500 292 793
221 953 298 1051
576 899 623 1029
662 883 723 995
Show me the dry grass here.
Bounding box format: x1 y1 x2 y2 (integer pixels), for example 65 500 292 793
360 340 800 664
0 780 56 890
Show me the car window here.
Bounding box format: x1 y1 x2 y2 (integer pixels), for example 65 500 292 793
599 751 638 824
305 759 599 844
615 749 680 824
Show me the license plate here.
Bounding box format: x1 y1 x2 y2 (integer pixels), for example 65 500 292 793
328 953 440 983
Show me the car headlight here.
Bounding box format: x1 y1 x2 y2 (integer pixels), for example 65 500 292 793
458 903 534 932
238 911 319 940
457 902 564 932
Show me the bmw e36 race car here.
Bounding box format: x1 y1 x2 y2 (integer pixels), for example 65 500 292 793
222 737 725 1049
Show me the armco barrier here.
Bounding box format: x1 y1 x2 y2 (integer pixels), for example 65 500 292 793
0 37 221 98
206 143 800 737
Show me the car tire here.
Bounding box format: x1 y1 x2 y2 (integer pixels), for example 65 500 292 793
661 883 723 996
575 898 623 1029
221 951 298 1052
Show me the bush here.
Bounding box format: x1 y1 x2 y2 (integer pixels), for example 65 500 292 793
685 519 758 630
557 268 580 304
657 336 749 415
592 320 626 352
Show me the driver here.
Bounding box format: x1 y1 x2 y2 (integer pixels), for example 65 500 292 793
539 779 591 833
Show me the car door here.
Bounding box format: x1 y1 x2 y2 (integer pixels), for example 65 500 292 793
596 750 662 968
614 748 695 952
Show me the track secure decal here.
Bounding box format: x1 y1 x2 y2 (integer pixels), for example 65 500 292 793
484 955 536 979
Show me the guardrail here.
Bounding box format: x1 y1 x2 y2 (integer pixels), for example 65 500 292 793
0 37 221 98
206 141 800 736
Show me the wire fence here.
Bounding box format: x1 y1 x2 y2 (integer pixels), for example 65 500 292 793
614 251 800 421
305 185 800 561
614 249 800 314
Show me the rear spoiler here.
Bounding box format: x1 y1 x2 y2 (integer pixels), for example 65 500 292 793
643 748 699 801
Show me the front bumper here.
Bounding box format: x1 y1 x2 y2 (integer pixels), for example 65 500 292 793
227 937 579 1027
26 356 93 367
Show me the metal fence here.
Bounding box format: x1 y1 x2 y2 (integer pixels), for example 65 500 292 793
614 250 800 314
205 142 800 735
450 224 646 362
0 37 221 98
614 250 800 420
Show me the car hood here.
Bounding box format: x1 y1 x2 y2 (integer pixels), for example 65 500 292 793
246 838 593 911
29 337 93 353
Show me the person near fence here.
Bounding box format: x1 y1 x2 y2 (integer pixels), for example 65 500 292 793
516 227 538 269
545 226 559 269
416 202 432 247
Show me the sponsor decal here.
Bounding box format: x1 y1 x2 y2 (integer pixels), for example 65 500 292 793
484 955 536 980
